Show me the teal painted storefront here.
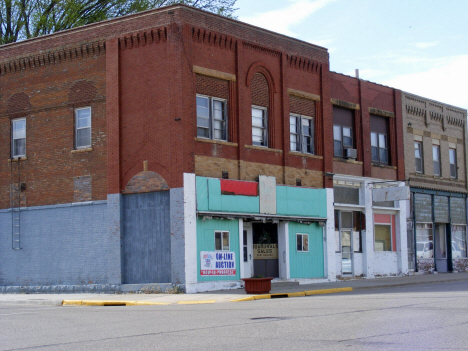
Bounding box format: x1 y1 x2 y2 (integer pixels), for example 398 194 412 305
288 222 324 278
195 176 328 282
196 217 240 282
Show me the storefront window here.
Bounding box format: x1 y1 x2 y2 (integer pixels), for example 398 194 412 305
215 231 230 251
416 223 433 259
452 225 467 258
374 224 391 251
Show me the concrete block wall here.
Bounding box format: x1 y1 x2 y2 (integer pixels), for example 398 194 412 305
0 201 116 292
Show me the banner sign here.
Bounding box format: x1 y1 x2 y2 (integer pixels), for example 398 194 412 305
373 186 409 202
200 251 236 276
253 244 278 259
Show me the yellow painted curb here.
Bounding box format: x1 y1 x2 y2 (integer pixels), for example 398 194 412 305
177 300 216 305
231 296 255 302
253 294 271 300
304 287 353 295
287 292 306 297
62 300 83 306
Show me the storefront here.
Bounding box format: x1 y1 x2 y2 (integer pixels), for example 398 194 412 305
184 174 332 293
333 175 408 278
410 189 468 273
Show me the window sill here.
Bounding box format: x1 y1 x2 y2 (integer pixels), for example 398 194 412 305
333 157 362 165
290 151 323 159
194 137 238 147
371 163 396 170
245 145 283 153
71 147 93 154
8 157 27 163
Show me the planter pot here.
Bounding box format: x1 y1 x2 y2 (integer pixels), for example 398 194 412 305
242 277 274 294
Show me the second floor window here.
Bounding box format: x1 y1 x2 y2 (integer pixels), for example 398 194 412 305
414 142 423 173
370 115 388 164
75 107 91 149
433 145 441 176
333 106 354 157
252 106 267 147
12 118 26 158
449 148 457 178
290 114 314 154
196 95 227 140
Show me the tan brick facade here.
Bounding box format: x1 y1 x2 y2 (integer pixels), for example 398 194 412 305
402 92 468 193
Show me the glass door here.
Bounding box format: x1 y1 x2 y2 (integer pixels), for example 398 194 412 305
435 224 447 272
341 230 352 274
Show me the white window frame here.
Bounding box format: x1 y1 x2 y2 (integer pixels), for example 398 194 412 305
449 148 457 179
414 141 423 173
374 223 392 252
75 107 92 149
296 233 309 252
251 105 268 147
371 131 388 164
215 231 230 251
11 118 26 158
333 124 353 157
196 94 227 141
432 145 441 176
290 113 314 154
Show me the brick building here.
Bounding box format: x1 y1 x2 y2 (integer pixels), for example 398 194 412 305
402 92 468 274
0 4 461 293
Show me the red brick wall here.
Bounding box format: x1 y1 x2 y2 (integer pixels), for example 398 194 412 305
0 53 107 209
289 95 315 117
330 72 404 180
195 75 229 99
250 73 269 108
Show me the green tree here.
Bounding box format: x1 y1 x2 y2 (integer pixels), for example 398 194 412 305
0 0 237 45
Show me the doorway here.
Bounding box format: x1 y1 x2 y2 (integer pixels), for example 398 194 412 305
242 223 254 278
435 224 448 272
252 222 279 278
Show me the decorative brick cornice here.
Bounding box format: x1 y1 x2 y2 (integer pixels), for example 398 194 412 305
286 54 321 74
406 104 426 117
331 98 359 110
0 40 105 76
192 26 236 51
243 41 280 57
369 107 394 118
118 27 167 49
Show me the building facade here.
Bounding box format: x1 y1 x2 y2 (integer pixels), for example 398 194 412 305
330 72 407 278
402 92 468 273
0 5 463 294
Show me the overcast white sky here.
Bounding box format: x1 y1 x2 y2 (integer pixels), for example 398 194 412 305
235 0 468 110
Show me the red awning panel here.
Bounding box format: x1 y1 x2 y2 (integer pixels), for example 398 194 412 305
220 179 258 196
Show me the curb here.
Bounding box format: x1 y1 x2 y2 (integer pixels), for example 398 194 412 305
230 287 353 302
62 300 171 306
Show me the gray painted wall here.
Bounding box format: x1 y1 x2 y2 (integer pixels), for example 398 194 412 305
0 201 111 287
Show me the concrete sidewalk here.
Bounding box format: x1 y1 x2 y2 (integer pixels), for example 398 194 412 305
1 272 467 306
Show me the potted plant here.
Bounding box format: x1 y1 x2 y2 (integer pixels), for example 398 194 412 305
242 275 274 294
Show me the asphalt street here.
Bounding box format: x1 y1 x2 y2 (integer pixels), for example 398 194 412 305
1 281 468 350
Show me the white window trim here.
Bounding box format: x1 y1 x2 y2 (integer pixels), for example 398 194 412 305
290 113 314 155
333 124 352 157
374 223 392 252
11 118 26 158
296 233 309 252
432 144 441 177
414 141 423 174
214 230 230 251
449 148 457 179
75 107 92 149
251 105 268 147
196 94 228 141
